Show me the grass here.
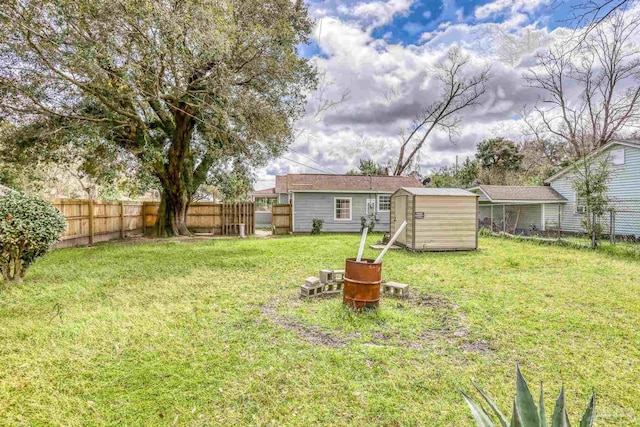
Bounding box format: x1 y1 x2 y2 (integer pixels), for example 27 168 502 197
1 234 639 426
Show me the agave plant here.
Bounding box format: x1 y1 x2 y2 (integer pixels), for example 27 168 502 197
460 365 595 427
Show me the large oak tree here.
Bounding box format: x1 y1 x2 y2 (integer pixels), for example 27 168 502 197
0 0 316 236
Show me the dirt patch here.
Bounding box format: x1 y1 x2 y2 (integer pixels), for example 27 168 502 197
260 291 494 354
260 306 349 348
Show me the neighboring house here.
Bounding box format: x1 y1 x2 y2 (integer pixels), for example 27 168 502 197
545 139 640 236
248 187 278 204
248 188 279 228
469 140 640 236
275 174 423 233
469 185 567 232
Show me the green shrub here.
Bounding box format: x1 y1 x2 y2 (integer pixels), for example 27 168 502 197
461 365 595 427
478 226 492 237
0 192 66 282
311 218 323 235
360 216 375 233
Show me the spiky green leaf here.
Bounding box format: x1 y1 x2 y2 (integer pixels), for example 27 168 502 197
579 393 595 427
539 382 548 427
460 389 496 427
511 397 524 427
515 365 540 427
472 380 509 427
551 386 571 427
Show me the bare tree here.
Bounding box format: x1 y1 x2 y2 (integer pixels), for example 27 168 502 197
392 48 491 176
524 12 640 157
565 0 636 31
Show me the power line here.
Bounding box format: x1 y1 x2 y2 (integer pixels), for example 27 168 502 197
281 155 330 173
287 147 338 173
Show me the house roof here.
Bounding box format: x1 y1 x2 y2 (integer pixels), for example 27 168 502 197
469 185 567 203
275 174 423 193
249 187 277 197
544 139 640 183
399 187 478 197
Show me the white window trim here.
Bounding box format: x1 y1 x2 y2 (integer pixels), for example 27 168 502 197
334 197 352 221
377 194 391 212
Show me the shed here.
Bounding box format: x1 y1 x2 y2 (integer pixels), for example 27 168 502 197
390 187 479 251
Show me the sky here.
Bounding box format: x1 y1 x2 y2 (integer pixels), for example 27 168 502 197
253 0 624 189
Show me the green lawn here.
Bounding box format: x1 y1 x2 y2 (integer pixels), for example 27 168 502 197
1 235 639 426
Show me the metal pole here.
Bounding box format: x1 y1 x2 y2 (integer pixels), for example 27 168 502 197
490 205 494 232
502 205 506 233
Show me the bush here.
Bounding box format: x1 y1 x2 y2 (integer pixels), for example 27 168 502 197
0 192 66 282
360 216 375 233
311 218 324 235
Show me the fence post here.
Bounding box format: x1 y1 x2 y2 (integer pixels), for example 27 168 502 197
591 211 597 248
120 201 125 239
610 210 615 245
141 202 147 236
88 199 95 245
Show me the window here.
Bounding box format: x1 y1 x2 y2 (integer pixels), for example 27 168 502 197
334 198 352 221
610 148 625 166
377 194 391 212
575 191 586 214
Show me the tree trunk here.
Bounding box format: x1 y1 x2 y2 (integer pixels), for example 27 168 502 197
153 107 195 237
156 183 191 237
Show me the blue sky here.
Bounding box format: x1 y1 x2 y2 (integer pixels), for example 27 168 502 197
254 0 634 187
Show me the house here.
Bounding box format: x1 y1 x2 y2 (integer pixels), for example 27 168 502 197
248 187 278 204
274 174 423 233
470 140 640 236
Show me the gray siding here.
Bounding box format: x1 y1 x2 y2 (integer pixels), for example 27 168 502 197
255 212 272 228
293 192 391 232
549 144 640 235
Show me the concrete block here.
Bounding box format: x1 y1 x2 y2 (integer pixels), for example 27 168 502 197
305 276 320 286
333 269 345 283
319 269 334 284
323 281 343 295
382 281 409 298
300 282 324 298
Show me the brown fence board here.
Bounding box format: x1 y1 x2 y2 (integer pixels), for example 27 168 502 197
53 199 254 248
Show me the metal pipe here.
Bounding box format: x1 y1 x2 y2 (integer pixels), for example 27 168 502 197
356 227 368 262
374 220 406 264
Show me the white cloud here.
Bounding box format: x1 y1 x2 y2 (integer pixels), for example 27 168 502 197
474 0 549 20
253 0 640 189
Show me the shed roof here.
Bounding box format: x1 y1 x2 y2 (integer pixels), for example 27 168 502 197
275 174 422 193
469 185 566 202
399 187 477 197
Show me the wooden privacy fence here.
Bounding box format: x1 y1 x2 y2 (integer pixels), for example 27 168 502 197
272 203 292 235
53 199 255 248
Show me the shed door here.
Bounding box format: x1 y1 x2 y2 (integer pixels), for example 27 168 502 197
394 195 407 245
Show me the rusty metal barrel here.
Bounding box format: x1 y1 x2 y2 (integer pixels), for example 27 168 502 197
343 258 382 311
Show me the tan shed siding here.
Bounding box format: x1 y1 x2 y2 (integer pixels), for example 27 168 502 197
390 189 413 248
413 196 477 250
407 194 414 248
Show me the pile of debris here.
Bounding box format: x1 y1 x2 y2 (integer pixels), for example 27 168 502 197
300 268 409 299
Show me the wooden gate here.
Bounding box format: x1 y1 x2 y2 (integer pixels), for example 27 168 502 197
272 204 292 235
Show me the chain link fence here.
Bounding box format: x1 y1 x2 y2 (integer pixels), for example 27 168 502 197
478 200 640 248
